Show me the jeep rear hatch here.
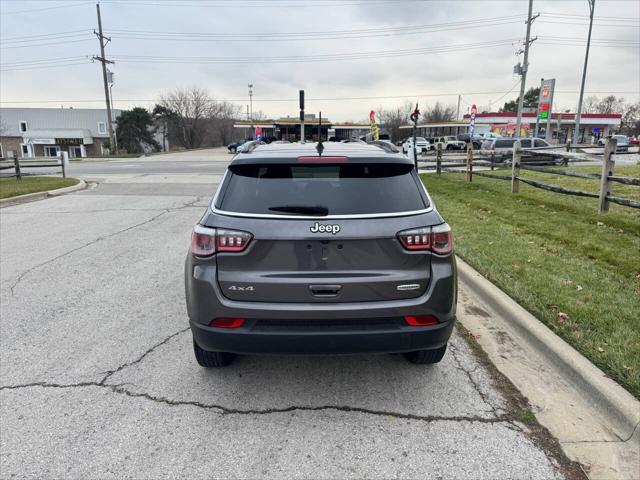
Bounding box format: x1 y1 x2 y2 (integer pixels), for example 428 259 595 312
212 161 438 303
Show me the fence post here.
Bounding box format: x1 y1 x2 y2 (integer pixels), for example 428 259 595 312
598 138 616 214
13 152 21 181
466 143 473 182
60 151 67 179
511 139 521 193
566 140 571 152
490 151 495 171
436 143 442 175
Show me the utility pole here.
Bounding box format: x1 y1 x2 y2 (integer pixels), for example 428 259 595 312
573 0 596 145
515 0 538 139
93 2 115 153
248 83 254 140
456 95 461 121
299 90 305 143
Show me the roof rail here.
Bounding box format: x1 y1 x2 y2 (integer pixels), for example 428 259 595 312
368 140 400 153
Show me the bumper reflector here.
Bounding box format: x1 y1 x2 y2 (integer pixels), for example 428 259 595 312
209 317 245 328
404 315 439 326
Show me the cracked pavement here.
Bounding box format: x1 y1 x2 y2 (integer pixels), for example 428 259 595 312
0 149 566 479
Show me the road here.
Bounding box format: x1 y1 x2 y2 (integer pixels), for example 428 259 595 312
0 148 574 479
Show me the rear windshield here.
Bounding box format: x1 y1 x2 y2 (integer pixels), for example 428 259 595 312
495 139 516 148
217 163 428 216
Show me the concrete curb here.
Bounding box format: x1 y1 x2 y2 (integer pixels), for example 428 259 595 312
0 179 86 208
456 255 640 439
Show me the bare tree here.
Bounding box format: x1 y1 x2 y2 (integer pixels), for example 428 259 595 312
424 102 456 122
159 87 216 149
211 101 243 146
621 101 640 136
581 95 600 114
596 95 625 114
376 101 412 143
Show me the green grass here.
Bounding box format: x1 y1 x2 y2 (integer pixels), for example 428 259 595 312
421 165 640 398
0 176 79 199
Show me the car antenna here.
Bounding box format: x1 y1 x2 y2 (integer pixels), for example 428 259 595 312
316 111 324 156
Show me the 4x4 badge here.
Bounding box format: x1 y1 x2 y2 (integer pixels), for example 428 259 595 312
310 222 340 235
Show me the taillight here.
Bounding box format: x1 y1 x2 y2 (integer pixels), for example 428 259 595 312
191 225 252 256
397 224 453 255
397 227 431 250
191 225 217 256
216 229 252 252
404 315 439 326
209 317 245 328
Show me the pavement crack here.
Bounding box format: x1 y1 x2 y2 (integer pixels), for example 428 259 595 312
99 327 190 384
448 343 499 416
0 381 100 391
5 197 201 297
0 381 515 425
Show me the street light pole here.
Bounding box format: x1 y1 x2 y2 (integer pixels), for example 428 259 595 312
515 0 536 139
572 0 596 145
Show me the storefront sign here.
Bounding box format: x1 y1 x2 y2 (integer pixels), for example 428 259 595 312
56 138 83 145
537 78 556 141
30 138 55 145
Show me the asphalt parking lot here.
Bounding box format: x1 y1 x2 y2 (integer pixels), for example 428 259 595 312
0 149 575 479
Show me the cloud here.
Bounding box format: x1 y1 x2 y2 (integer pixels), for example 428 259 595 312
1 0 638 120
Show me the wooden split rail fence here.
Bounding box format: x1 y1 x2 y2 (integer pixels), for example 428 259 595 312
421 139 639 214
0 153 67 180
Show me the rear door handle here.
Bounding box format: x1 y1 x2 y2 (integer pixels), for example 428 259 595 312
309 284 342 297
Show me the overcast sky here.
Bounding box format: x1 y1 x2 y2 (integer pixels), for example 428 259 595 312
1 0 638 121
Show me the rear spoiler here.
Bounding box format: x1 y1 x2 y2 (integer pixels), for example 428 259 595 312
230 154 414 166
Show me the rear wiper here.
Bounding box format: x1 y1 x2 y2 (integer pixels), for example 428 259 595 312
268 205 329 216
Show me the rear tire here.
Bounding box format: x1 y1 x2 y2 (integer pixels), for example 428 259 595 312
404 345 447 364
193 340 235 367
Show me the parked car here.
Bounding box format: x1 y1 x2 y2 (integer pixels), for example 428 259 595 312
435 136 466 151
185 142 457 367
456 133 484 150
402 137 430 154
598 135 629 152
482 137 560 163
629 136 639 146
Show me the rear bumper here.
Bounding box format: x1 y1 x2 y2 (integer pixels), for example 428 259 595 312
185 250 457 355
191 317 455 354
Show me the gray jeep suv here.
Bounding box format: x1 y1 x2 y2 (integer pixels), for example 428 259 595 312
185 142 457 367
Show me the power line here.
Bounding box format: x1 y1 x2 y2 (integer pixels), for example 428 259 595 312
0 29 92 42
0 62 91 72
1 1 93 15
107 21 525 42
1 55 90 67
3 36 636 71
0 39 94 50
3 91 637 105
540 12 639 22
107 39 520 64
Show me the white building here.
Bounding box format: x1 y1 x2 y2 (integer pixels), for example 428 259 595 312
0 107 120 158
